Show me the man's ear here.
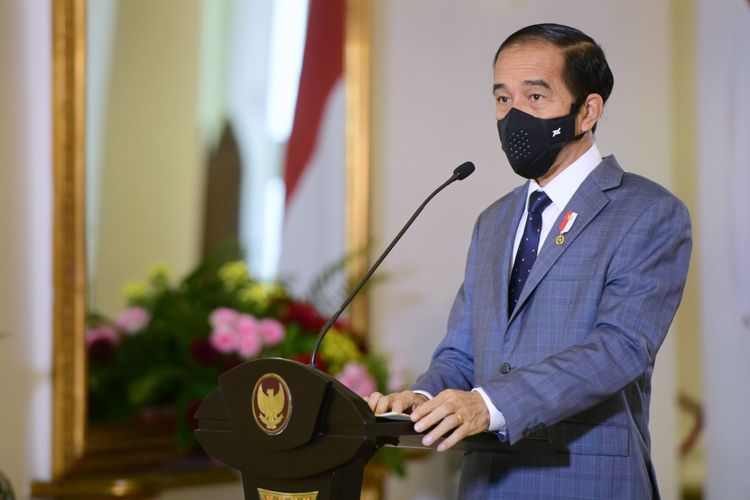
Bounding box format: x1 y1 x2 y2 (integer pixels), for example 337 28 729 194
579 93 604 133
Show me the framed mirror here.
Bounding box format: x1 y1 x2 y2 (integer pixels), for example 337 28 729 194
35 0 370 495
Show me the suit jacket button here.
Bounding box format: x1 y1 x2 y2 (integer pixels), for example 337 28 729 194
499 363 512 374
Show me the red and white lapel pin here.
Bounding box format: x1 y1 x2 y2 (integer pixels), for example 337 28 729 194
555 211 578 245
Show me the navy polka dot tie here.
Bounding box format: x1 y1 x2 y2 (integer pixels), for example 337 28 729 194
509 190 552 314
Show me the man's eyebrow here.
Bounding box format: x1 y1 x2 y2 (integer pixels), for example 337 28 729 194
492 79 552 93
523 79 552 90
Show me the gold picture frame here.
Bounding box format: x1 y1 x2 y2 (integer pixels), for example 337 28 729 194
34 0 371 495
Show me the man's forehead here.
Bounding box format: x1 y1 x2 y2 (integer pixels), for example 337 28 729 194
497 38 564 60
493 41 564 85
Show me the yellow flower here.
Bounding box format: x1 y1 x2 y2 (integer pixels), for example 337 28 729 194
122 281 148 303
147 262 171 288
238 283 269 309
263 282 288 301
237 282 288 309
218 261 251 290
320 329 363 374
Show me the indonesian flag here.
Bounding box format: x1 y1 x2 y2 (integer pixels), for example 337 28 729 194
278 0 346 298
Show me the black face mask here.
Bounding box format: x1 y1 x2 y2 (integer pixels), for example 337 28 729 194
497 107 584 179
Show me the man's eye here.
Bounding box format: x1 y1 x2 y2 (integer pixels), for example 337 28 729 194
496 96 510 103
530 94 544 102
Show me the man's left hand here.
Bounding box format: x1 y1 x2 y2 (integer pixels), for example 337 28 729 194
410 389 489 452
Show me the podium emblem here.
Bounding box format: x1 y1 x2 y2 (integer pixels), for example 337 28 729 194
257 488 318 500
252 373 292 435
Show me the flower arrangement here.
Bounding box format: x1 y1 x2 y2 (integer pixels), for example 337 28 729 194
86 254 406 474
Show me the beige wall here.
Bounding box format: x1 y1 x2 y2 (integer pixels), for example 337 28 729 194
90 0 205 317
671 0 705 492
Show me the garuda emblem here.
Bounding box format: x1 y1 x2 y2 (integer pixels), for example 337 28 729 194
252 373 292 435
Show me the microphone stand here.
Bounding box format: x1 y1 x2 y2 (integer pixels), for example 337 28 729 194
309 162 475 368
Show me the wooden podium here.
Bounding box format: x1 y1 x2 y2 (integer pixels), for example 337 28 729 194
194 358 553 500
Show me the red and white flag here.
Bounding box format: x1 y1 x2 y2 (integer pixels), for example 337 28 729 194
278 0 346 298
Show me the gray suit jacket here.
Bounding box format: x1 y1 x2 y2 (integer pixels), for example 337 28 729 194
413 156 692 499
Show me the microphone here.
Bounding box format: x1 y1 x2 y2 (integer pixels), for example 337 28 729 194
454 161 475 180
309 161 475 367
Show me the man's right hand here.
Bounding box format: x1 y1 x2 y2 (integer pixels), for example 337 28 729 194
365 390 428 415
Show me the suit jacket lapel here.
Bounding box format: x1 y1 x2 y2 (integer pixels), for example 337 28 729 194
508 157 624 325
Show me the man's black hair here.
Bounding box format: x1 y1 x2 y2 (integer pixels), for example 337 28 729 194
494 23 614 129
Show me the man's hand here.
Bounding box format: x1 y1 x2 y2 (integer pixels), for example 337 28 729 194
410 389 489 452
365 390 428 415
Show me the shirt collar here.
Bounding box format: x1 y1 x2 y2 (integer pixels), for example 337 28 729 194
527 143 603 211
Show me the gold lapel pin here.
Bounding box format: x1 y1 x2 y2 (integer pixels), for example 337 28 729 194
555 235 565 246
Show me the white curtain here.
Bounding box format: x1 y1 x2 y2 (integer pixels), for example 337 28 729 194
696 0 750 497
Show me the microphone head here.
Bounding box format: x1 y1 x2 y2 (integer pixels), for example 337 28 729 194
454 161 475 180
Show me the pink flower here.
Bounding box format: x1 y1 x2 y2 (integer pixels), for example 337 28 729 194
335 362 376 398
85 325 118 347
235 314 259 336
114 307 150 334
233 313 263 358
237 328 263 359
209 326 239 354
209 307 239 329
258 318 285 346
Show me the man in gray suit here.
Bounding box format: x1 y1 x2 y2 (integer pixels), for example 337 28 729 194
367 23 691 499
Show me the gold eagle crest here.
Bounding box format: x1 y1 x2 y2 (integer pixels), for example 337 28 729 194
252 373 292 434
257 386 285 429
